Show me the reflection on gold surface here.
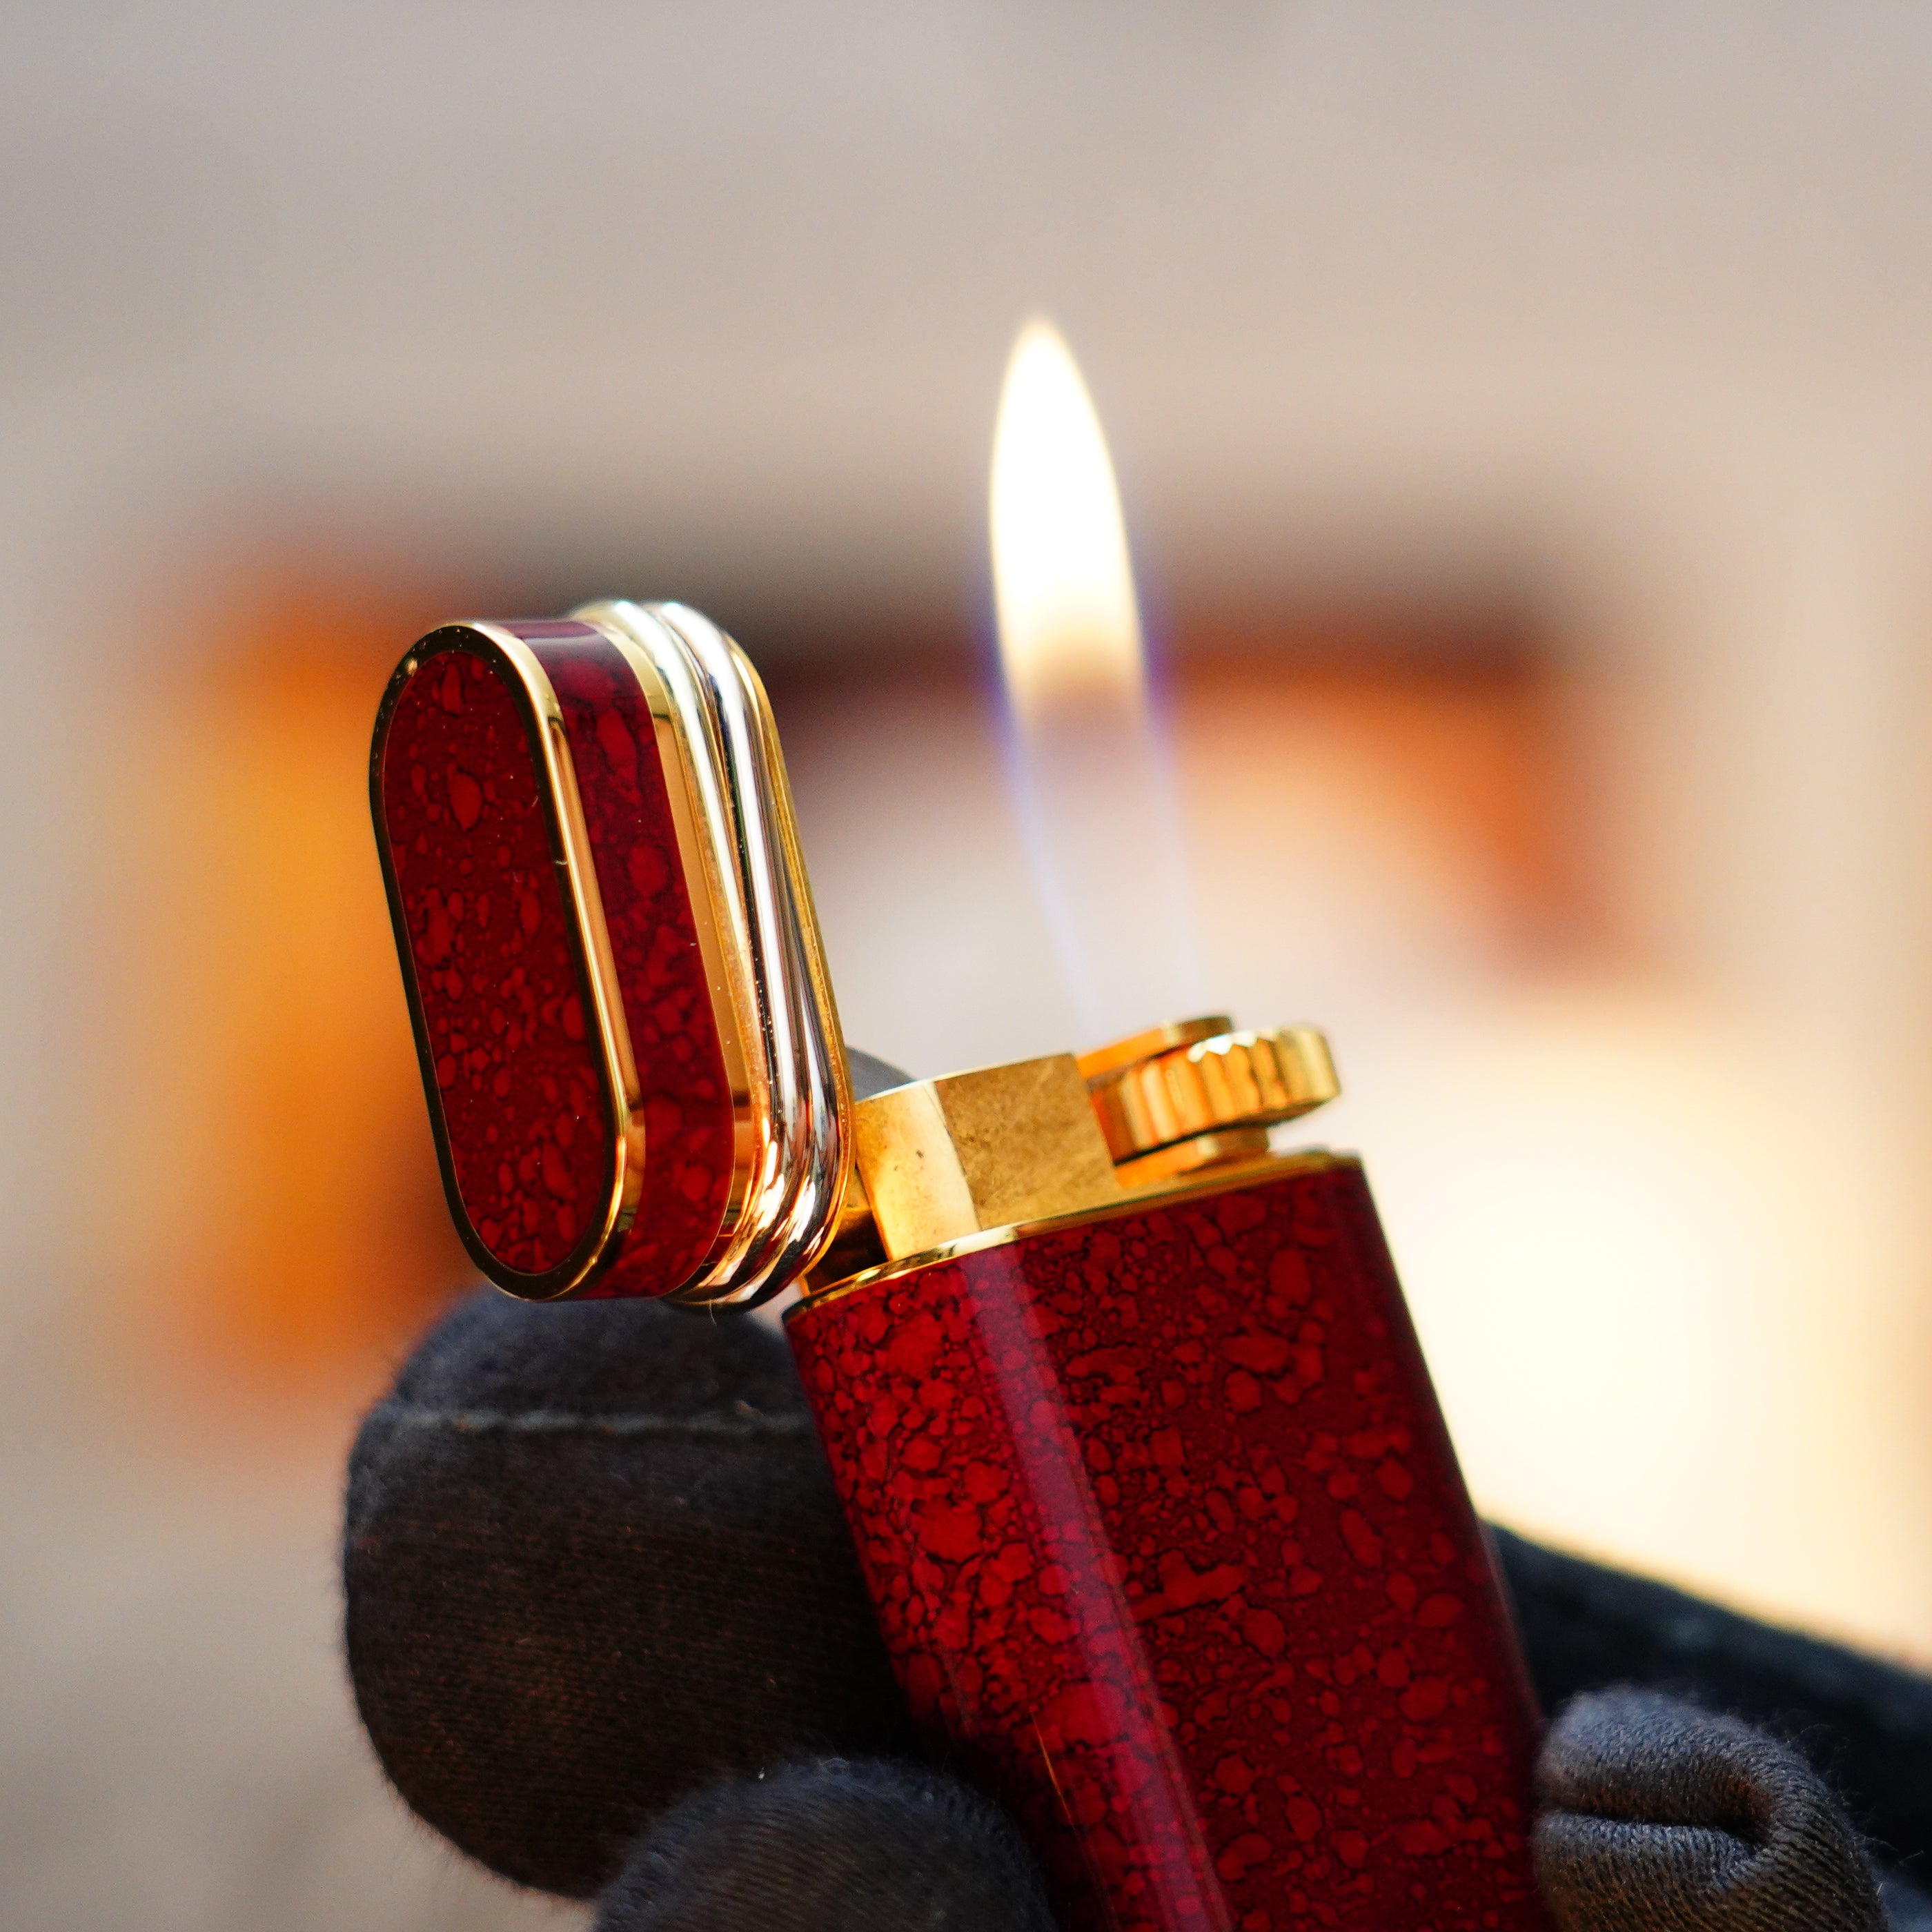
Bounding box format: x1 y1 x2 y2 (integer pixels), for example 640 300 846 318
1083 1024 1339 1163
851 1052 1120 1261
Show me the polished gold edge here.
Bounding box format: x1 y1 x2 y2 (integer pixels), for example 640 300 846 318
789 1146 1355 1316
1087 1024 1341 1163
586 600 787 1299
1113 1125 1274 1190
607 633 756 1103
684 607 854 1297
1074 1014 1233 1083
371 626 639 1301
584 600 853 1305
583 615 760 1266
742 638 856 1263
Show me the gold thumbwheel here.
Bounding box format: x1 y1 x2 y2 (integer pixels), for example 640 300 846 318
1076 1016 1340 1187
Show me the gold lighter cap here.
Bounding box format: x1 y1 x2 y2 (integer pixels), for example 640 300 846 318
1078 1018 1339 1185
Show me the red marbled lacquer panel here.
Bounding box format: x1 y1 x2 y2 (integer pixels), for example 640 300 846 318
509 623 734 1297
788 1162 1549 1932
379 648 613 1275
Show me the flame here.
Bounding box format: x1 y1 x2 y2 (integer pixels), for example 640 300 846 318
990 319 1145 726
986 319 1199 1039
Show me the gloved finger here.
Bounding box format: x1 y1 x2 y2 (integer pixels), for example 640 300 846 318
343 1052 916 1898
344 1288 913 1895
593 1758 1058 1932
1532 1688 1885 1932
1495 1527 1932 1879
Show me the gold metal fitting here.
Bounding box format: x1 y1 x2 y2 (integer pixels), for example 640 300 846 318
1078 1017 1339 1185
801 1015 1342 1287
850 1054 1121 1265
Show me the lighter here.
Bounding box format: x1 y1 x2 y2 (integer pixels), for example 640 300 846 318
370 600 1548 1932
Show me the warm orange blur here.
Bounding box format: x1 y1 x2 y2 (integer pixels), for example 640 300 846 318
1172 629 1589 967
108 567 470 1430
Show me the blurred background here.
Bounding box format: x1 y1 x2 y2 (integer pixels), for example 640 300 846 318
9 3 1932 1925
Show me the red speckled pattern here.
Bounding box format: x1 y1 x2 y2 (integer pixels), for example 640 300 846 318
509 624 734 1297
379 649 613 1274
788 1161 1548 1932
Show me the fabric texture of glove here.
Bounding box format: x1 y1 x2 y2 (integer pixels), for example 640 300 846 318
591 1757 1057 1932
1497 1529 1932 1886
1533 1688 1887 1931
343 1291 911 1895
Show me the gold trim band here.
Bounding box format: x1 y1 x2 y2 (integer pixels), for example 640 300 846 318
796 1147 1352 1312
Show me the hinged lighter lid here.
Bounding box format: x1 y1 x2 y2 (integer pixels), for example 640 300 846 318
371 600 849 1305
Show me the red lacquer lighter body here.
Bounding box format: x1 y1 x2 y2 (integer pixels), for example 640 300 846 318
370 604 1548 1932
791 1156 1541 1932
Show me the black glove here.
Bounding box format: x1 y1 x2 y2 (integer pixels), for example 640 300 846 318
344 1288 1927 1930
1534 1689 1891 1932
